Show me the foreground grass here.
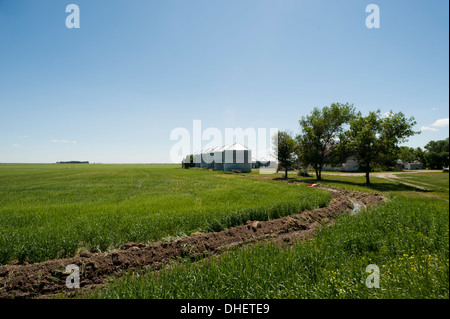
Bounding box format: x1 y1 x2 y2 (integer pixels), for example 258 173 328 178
0 164 331 264
87 195 449 299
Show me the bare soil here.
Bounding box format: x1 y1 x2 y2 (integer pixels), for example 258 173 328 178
0 186 384 299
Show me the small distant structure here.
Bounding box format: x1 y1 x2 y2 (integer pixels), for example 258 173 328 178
252 157 271 169
443 167 449 173
251 157 258 169
182 154 194 169
322 155 359 172
56 161 89 164
404 162 423 170
395 159 404 170
184 143 252 173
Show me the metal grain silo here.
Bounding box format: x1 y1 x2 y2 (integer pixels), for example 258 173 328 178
223 143 252 173
213 145 229 171
193 150 202 167
200 148 213 168
206 147 220 169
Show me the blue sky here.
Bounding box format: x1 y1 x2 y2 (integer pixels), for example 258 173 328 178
0 0 448 163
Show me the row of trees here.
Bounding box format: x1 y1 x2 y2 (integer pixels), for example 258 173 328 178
273 103 419 184
397 138 449 169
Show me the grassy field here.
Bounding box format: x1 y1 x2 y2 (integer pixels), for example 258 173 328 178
395 173 450 198
251 170 449 199
83 170 449 299
1 164 448 299
0 164 331 264
89 196 449 299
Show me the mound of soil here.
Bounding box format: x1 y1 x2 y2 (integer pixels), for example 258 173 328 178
0 187 383 299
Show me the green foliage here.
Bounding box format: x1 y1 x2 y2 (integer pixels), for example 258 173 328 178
415 147 427 167
397 146 418 163
272 131 297 178
424 138 449 169
297 102 356 180
340 110 418 184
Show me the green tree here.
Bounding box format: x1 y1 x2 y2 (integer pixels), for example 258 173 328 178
397 146 417 163
415 147 427 167
340 110 418 184
297 102 356 180
424 138 449 169
273 131 297 179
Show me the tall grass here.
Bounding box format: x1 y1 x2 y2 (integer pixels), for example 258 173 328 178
0 164 331 264
89 195 449 299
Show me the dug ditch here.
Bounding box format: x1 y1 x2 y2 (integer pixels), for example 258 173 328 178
0 185 384 299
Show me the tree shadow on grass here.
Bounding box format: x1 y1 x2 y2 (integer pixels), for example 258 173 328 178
273 177 299 182
274 177 430 193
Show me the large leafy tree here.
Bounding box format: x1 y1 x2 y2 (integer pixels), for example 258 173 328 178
297 102 356 180
340 110 418 184
424 138 449 169
272 131 297 179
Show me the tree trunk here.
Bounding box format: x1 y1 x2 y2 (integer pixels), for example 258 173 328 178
285 166 288 179
365 170 370 185
315 168 321 181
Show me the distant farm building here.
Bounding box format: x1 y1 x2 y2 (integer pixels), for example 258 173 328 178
223 143 252 173
322 155 360 172
186 143 252 173
404 162 423 170
252 157 271 169
193 150 202 168
207 146 221 169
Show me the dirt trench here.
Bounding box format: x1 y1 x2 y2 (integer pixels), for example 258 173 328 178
0 186 384 299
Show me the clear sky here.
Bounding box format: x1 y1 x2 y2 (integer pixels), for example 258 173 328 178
0 0 448 163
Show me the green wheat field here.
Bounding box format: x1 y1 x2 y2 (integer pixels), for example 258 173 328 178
0 164 330 265
0 164 448 299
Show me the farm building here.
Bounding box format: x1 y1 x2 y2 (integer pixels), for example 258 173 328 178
223 143 252 173
404 162 423 170
395 160 404 170
322 155 360 172
182 154 192 168
187 143 252 172
200 148 213 168
252 157 257 169
252 157 271 169
193 150 202 167
206 147 221 169
213 145 229 171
